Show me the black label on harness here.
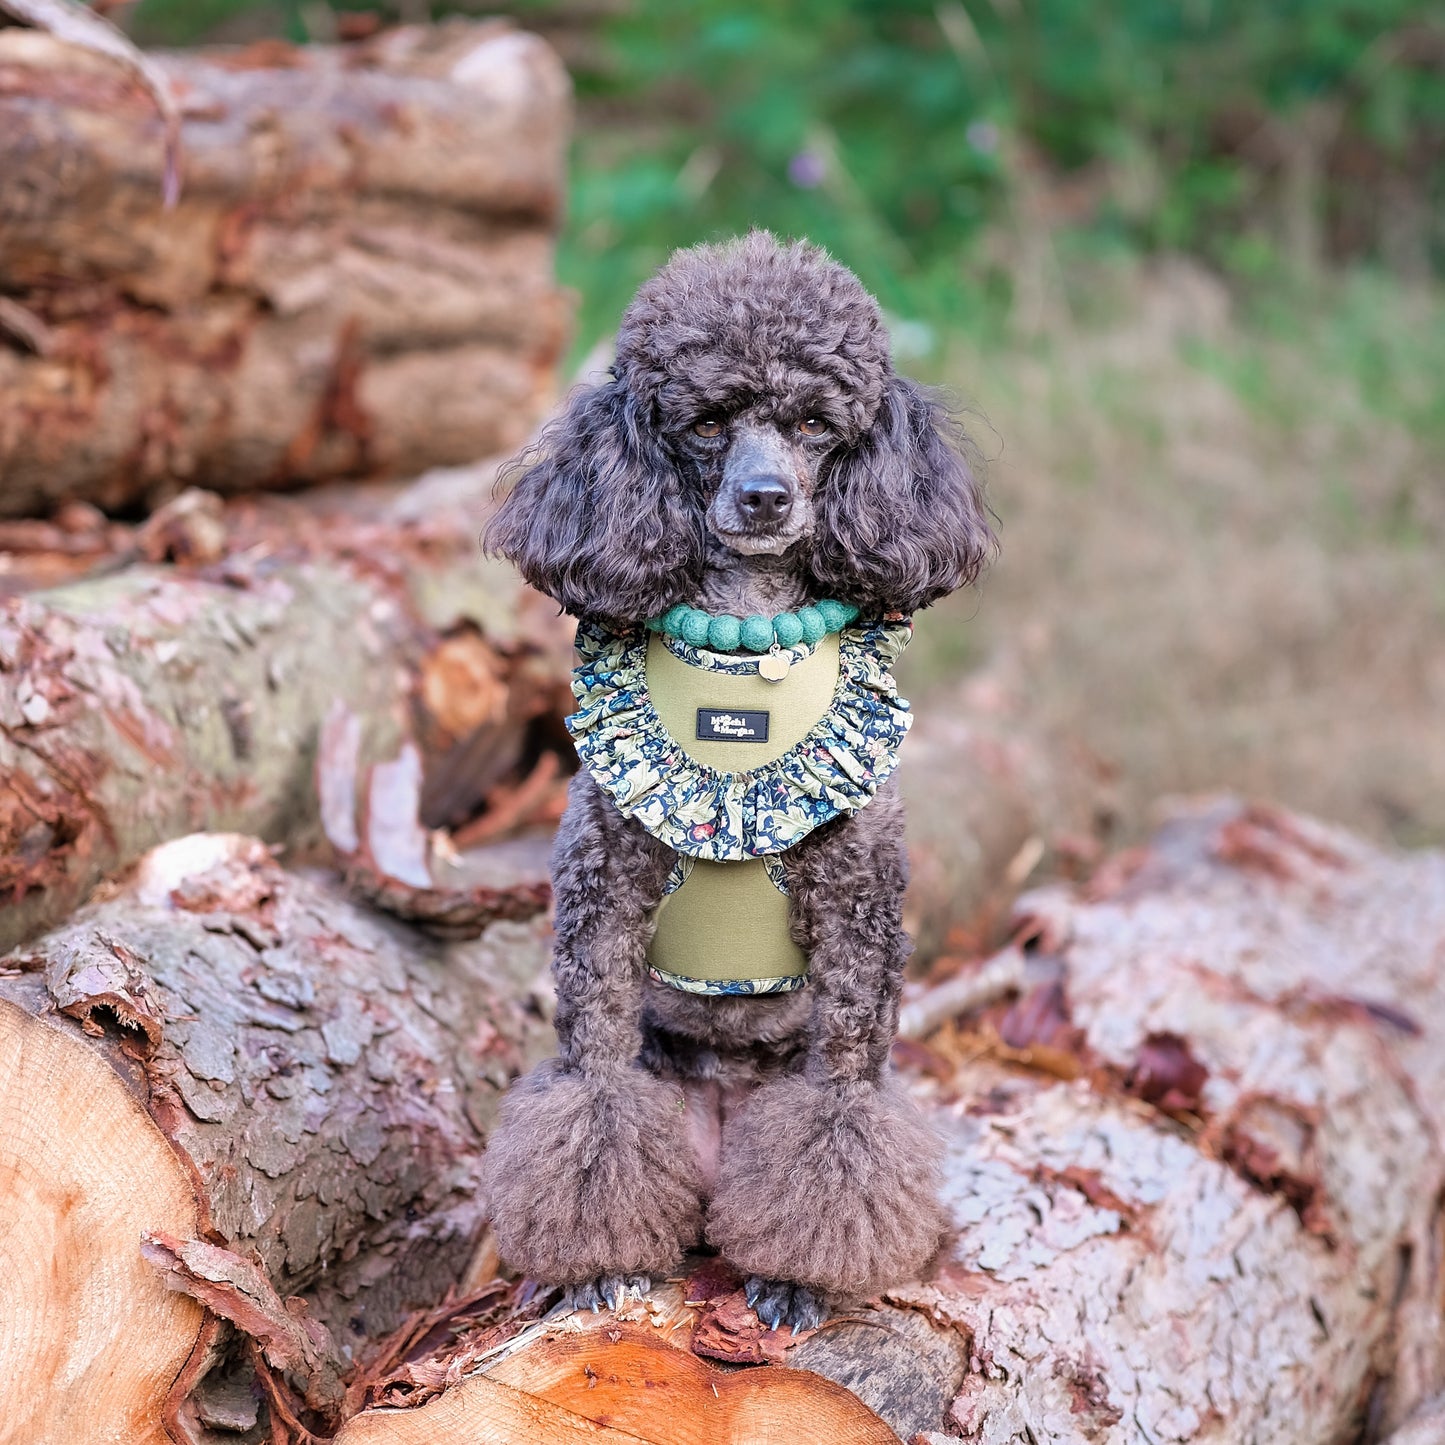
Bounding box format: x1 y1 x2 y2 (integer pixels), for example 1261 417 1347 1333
696 708 770 743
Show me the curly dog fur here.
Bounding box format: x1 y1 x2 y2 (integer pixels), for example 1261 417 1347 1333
480 231 994 1325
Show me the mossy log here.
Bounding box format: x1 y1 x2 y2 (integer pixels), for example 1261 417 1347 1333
331 801 1445 1445
0 830 555 1445
0 20 571 514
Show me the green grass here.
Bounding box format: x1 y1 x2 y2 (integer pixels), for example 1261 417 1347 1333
896 257 1445 849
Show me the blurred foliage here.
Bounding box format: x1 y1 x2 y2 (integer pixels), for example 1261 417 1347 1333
125 0 1444 357
553 0 1444 350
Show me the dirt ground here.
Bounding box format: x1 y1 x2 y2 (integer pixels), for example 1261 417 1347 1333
901 258 1445 850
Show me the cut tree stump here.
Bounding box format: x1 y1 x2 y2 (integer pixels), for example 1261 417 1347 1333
0 20 571 515
0 829 556 1445
339 1326 900 1445
0 464 577 954
329 801 1445 1445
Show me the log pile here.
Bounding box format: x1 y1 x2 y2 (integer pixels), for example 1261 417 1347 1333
6 747 1445 1440
0 461 1097 1442
0 18 571 516
5 12 1445 1445
0 682 1097 1443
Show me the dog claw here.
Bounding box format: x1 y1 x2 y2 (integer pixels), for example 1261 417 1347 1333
743 1276 827 1334
567 1274 651 1316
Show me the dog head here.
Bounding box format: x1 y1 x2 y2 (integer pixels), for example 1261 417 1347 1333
487 231 994 626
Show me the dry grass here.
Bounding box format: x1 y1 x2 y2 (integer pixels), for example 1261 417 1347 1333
901 260 1445 849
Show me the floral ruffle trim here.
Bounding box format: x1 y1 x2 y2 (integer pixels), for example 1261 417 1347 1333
566 617 913 860
661 853 791 895
647 965 808 996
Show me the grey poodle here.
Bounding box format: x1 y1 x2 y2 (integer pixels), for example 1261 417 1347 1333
480 231 994 1331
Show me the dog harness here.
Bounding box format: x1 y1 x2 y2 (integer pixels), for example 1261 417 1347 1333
566 616 913 994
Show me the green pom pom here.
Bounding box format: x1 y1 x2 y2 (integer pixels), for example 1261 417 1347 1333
645 615 664 631
661 604 690 636
740 614 775 652
797 606 827 644
772 611 805 647
680 609 712 647
707 614 742 652
816 599 853 631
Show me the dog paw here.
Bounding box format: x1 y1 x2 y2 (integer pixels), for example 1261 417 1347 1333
744 1275 827 1334
707 1072 948 1300
481 1059 704 1282
565 1274 652 1314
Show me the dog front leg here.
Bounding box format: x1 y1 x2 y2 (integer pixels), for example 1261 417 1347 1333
481 774 704 1294
707 783 948 1318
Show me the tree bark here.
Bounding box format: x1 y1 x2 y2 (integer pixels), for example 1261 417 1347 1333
0 465 577 955
0 829 556 1445
1387 1395 1445 1445
331 801 1445 1445
0 21 571 515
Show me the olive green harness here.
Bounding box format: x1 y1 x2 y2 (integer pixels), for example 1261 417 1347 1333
645 633 841 992
565 618 914 997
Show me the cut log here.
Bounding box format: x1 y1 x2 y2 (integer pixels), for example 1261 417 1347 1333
0 974 203 1445
0 829 556 1445
0 314 564 513
896 799 1445 1441
331 801 1445 1445
0 20 572 515
0 22 569 293
0 464 576 955
338 1372 657 1445
336 1313 902 1445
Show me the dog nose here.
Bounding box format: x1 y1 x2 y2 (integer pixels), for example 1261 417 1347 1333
738 476 793 524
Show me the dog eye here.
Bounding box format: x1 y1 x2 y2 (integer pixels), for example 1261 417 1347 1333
797 418 829 438
692 419 723 439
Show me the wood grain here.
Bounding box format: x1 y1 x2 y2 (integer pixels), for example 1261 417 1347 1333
0 996 202 1445
340 1329 900 1445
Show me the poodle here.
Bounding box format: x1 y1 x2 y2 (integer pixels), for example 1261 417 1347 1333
480 231 994 1331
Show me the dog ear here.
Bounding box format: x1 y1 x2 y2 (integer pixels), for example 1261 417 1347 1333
808 376 995 616
484 381 703 626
